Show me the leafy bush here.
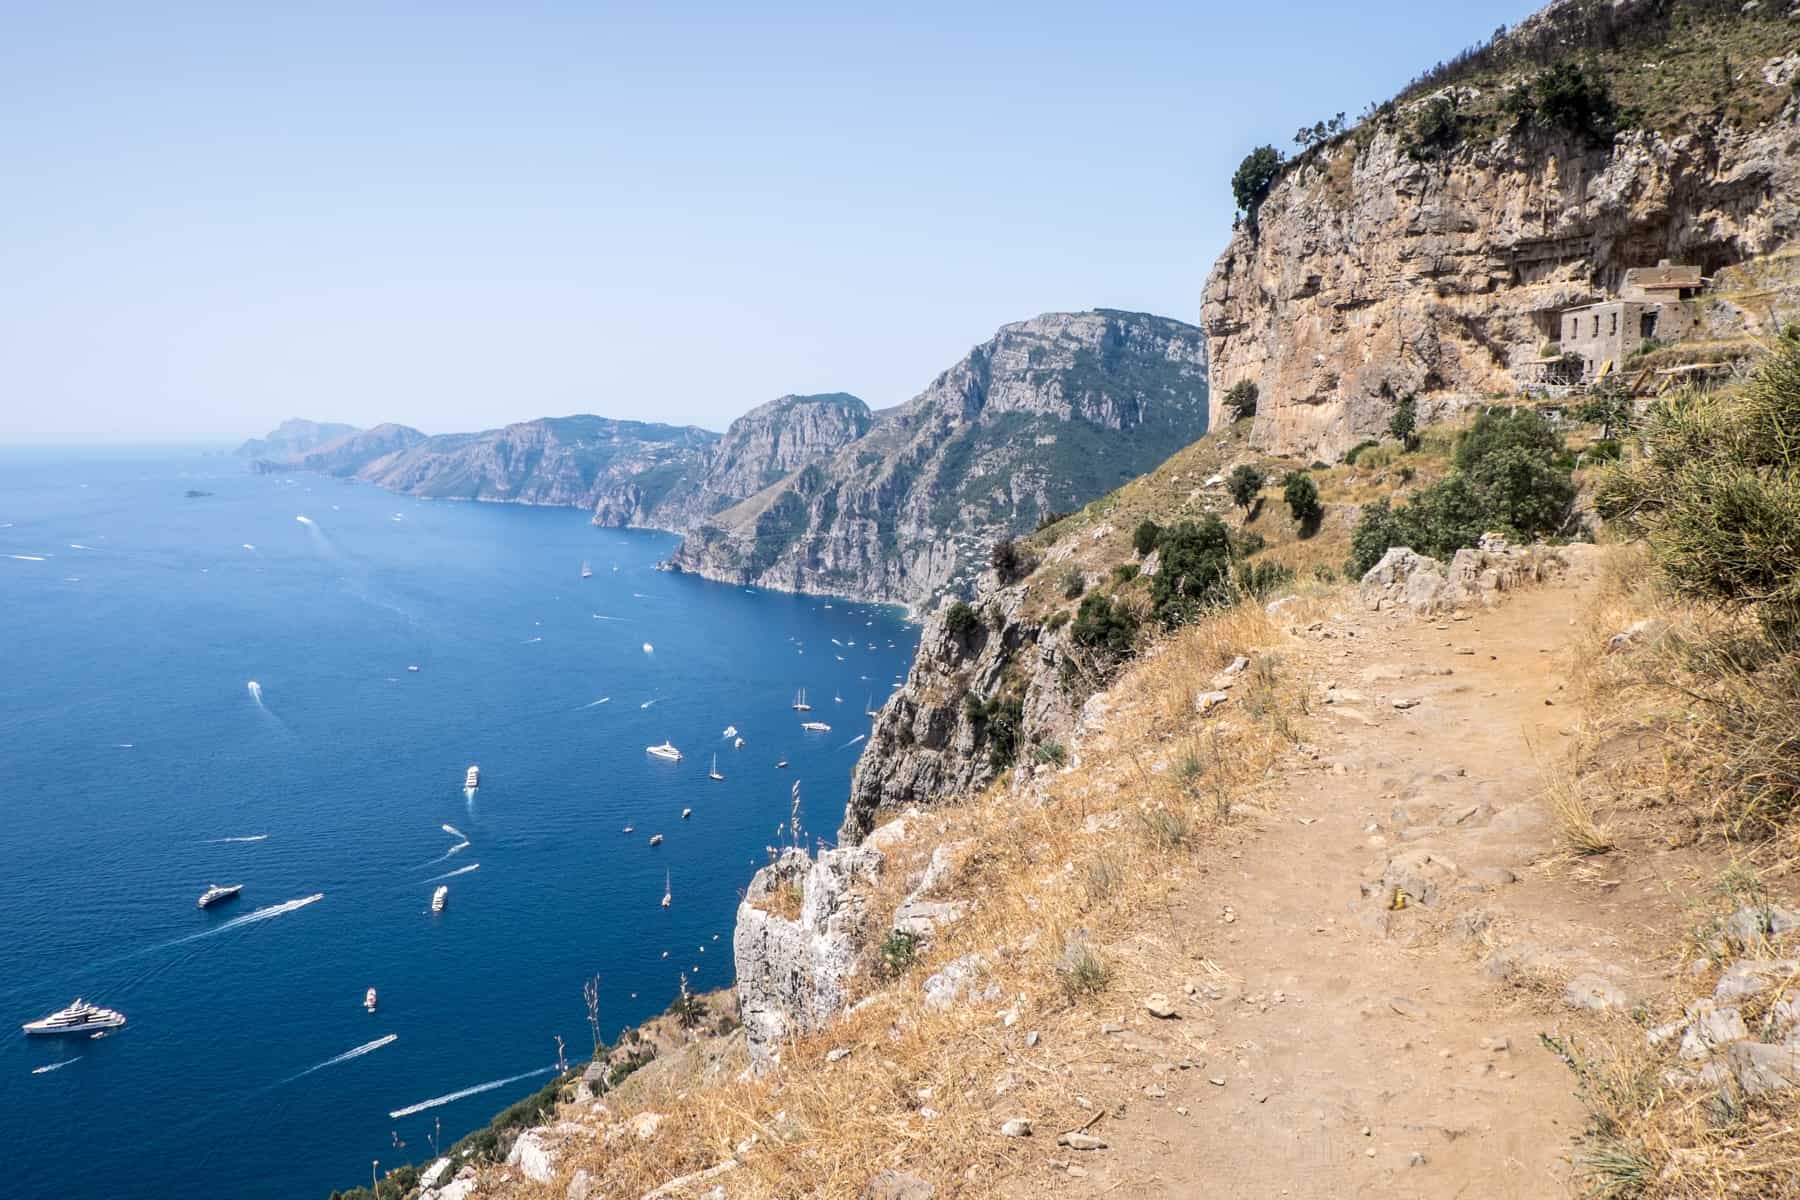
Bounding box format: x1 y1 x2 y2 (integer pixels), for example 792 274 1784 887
990 538 1033 583
1388 392 1419 449
1235 559 1293 598
1344 439 1379 465
1230 146 1283 225
1111 563 1140 584
1033 741 1068 768
1071 593 1139 657
1282 471 1323 528
1529 62 1618 144
1405 94 1465 160
880 929 920 977
943 601 980 641
1223 380 1259 420
1226 463 1265 510
1132 518 1162 556
1348 499 1407 577
1060 566 1086 600
1149 517 1235 628
963 691 1025 768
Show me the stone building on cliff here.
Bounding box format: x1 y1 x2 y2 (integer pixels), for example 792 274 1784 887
1554 261 1703 380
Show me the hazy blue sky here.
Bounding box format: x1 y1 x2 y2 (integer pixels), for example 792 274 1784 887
2 1 1529 441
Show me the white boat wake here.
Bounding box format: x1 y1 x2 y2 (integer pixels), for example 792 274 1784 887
246 680 263 703
388 1065 556 1119
208 834 269 843
639 698 657 709
6 554 47 562
294 515 315 526
151 893 324 953
423 863 478 884
839 734 867 749
68 543 93 550
579 697 611 709
32 1057 80 1075
279 1034 396 1085
522 636 542 644
590 613 626 622
419 840 471 867
441 824 466 839
242 543 256 551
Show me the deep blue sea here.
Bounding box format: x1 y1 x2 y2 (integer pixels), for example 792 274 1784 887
0 446 916 1200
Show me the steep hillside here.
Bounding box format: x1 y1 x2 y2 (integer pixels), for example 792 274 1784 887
665 310 1210 610
1204 0 1800 460
250 417 719 508
590 393 874 531
234 417 359 459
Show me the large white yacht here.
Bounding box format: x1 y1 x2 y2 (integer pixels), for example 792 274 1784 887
646 741 682 762
464 765 480 790
431 886 448 913
801 720 831 732
196 882 243 909
23 999 126 1036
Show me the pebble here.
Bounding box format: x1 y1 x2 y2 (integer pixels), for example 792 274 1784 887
1144 1084 1167 1099
1025 1030 1040 1047
825 1047 850 1063
1393 697 1421 709
1144 993 1178 1019
1208 1076 1227 1086
1100 1021 1124 1034
1059 1132 1108 1151
1000 1118 1032 1138
1408 1151 1429 1167
1365 1148 1377 1158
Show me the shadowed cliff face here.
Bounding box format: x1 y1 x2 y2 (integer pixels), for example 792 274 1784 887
665 310 1210 611
1203 113 1800 463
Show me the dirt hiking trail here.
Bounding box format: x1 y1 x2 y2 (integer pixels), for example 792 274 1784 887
1042 571 1696 1199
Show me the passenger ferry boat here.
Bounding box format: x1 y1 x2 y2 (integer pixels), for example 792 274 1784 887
431 886 448 913
196 883 243 909
23 999 126 1036
464 765 480 789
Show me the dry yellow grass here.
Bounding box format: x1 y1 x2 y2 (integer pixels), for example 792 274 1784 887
505 598 1311 1200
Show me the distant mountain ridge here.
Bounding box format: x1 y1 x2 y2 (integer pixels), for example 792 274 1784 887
234 418 360 461
245 308 1208 609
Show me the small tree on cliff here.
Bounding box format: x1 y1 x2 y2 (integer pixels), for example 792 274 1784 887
1388 392 1419 450
1223 380 1259 421
1226 464 1265 511
1283 471 1324 532
1231 145 1284 228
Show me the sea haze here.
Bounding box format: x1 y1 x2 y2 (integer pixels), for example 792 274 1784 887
0 446 917 1200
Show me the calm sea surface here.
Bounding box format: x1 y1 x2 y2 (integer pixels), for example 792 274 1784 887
0 446 916 1200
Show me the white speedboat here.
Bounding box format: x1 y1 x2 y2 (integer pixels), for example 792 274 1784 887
23 999 126 1036
722 725 738 739
801 721 831 732
646 741 682 762
407 664 421 673
648 833 664 846
681 807 692 820
364 987 378 1013
734 736 745 749
776 759 789 769
622 822 634 834
196 883 243 909
464 765 480 790
661 870 671 909
792 688 811 712
431 886 447 913
709 754 724 781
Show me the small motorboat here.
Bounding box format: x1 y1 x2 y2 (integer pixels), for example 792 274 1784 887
431 886 448 913
775 759 789 769
465 765 480 790
622 823 635 834
196 883 244 909
681 807 692 820
364 987 378 1013
709 754 724 781
642 642 654 654
801 721 831 732
734 736 745 749
407 664 421 673
649 833 664 846
23 999 126 1036
647 742 682 762
722 725 738 739
661 870 671 909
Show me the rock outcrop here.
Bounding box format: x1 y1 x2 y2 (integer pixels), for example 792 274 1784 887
732 845 883 1071
1357 534 1591 615
843 575 1082 840
667 310 1209 610
251 421 427 477
1202 27 1800 461
590 393 874 531
234 417 360 460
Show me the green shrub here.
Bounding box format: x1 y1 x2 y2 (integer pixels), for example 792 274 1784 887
1033 741 1068 768
1348 499 1408 578
1282 471 1323 528
990 538 1033 583
1149 517 1235 628
1388 392 1419 450
1071 592 1139 657
1132 518 1162 556
1344 439 1379 465
1044 609 1070 631
963 691 1025 768
880 929 920 977
1236 559 1293 598
1060 566 1086 599
1226 463 1265 510
1529 61 1618 144
943 601 979 641
1405 94 1465 160
1110 563 1140 584
1230 146 1283 225
1223 380 1259 420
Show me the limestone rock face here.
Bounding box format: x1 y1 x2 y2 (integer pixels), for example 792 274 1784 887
1358 536 1578 614
667 310 1210 610
1203 111 1800 461
844 576 1079 839
591 393 873 531
732 846 883 1071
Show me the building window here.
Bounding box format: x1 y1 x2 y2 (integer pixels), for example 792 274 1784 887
1609 311 1617 336
1592 315 1599 337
